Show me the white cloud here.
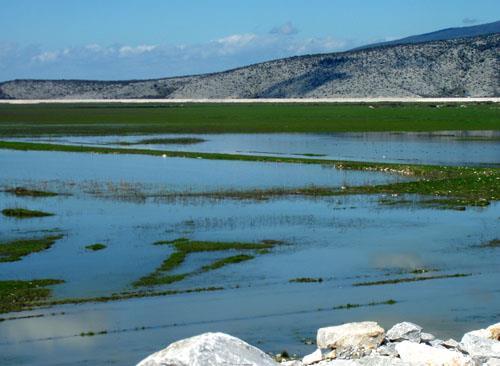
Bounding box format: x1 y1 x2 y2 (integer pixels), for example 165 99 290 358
270 21 299 36
119 44 158 57
32 51 59 63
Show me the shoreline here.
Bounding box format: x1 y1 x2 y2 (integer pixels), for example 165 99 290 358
0 97 499 104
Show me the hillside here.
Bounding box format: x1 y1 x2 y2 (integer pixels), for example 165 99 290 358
0 33 498 99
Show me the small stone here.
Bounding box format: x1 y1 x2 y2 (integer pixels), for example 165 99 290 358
303 349 323 365
386 322 422 343
421 332 436 343
396 340 474 366
430 339 444 347
487 323 500 341
376 343 398 357
442 338 460 349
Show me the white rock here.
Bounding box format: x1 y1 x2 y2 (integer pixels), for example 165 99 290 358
442 339 460 349
282 361 305 366
487 323 500 341
376 343 398 357
317 360 359 366
317 322 385 358
460 330 500 360
303 349 323 365
395 340 474 366
386 322 422 343
430 339 445 347
485 358 500 366
136 332 278 366
357 356 411 366
421 332 436 343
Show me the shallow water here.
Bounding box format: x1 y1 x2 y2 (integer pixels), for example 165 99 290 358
13 130 500 166
0 135 499 366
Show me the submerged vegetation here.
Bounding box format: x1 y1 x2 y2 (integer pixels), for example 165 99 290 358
134 238 279 287
4 186 58 197
352 273 472 287
0 234 63 262
289 277 323 283
0 279 64 313
85 243 107 251
2 207 55 218
116 137 206 145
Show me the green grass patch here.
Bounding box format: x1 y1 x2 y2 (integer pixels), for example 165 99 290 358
134 238 278 287
4 187 58 197
2 208 54 218
352 273 472 287
289 277 323 283
201 254 254 272
117 137 206 145
0 103 498 136
0 279 64 313
0 234 63 262
85 243 107 251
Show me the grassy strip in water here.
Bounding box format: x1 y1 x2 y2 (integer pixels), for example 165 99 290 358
0 279 64 313
2 208 54 218
85 243 107 251
0 103 498 136
0 234 63 262
134 238 278 287
4 187 58 197
352 273 472 287
117 137 206 145
332 299 397 310
289 277 324 283
479 239 500 248
201 254 255 272
0 141 498 208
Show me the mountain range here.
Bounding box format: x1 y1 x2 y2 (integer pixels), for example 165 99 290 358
0 21 498 99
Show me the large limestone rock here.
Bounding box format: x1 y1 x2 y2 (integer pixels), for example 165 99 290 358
460 329 500 360
317 322 385 358
386 322 423 343
395 340 473 366
303 349 323 365
137 332 278 366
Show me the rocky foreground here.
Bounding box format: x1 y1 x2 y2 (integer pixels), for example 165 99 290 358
137 321 500 366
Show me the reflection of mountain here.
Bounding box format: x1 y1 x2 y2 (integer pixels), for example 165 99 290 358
1 34 499 99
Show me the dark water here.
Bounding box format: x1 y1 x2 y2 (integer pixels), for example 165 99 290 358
0 134 499 366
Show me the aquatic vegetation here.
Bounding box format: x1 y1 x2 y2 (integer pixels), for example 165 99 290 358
116 137 206 145
4 186 58 197
479 239 500 248
0 279 64 313
2 208 55 218
352 273 472 287
0 234 63 262
289 277 323 283
85 243 107 251
134 238 279 287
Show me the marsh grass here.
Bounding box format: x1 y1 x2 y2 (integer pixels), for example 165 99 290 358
85 243 107 251
134 238 279 287
5 187 58 197
0 234 63 262
352 273 471 287
289 277 323 283
116 137 206 145
0 279 64 313
2 208 55 218
479 239 500 248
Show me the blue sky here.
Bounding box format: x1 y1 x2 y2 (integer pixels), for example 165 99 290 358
0 0 499 81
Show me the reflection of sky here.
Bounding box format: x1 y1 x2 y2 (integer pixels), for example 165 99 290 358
12 131 500 166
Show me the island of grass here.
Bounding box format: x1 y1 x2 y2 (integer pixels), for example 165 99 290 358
0 140 497 210
116 137 206 145
0 234 63 262
2 208 54 218
0 279 64 313
133 238 281 287
352 273 471 287
289 277 323 283
85 243 107 251
4 187 58 197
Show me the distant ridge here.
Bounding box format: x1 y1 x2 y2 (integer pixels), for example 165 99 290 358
354 20 500 50
1 29 499 99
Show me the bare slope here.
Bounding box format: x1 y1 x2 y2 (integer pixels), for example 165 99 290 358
0 34 498 99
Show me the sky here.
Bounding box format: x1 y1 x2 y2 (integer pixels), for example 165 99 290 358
0 0 499 81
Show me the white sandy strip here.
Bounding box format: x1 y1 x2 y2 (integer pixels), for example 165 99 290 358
0 97 499 104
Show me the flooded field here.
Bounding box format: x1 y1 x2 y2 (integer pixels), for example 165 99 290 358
0 132 499 366
12 130 500 166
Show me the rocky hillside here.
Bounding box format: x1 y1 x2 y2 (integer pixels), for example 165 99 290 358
0 34 498 99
